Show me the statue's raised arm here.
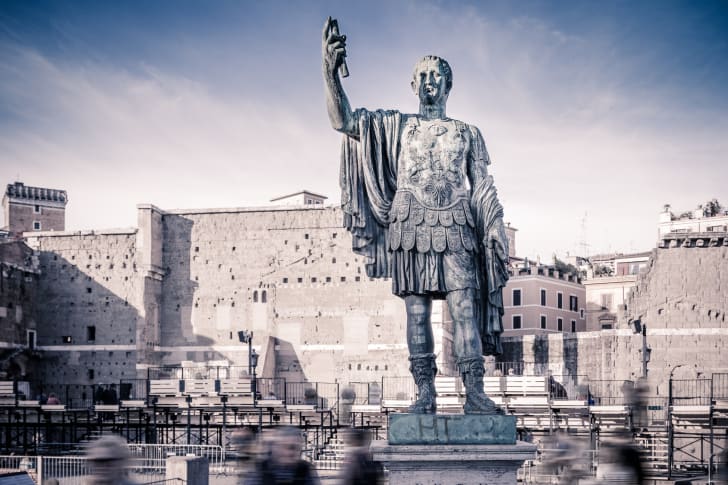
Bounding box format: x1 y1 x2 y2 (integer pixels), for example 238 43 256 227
322 17 357 137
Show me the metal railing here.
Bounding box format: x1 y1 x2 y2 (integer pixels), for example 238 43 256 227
670 378 712 406
127 443 225 472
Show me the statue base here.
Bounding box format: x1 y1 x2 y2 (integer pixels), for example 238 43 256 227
371 414 536 485
388 413 517 445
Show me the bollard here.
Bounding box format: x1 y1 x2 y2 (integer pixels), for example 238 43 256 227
165 455 209 485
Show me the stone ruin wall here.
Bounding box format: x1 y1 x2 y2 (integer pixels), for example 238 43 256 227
500 244 728 398
157 206 437 385
24 205 727 398
25 229 142 387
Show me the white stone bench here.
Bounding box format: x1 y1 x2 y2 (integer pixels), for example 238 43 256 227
257 399 285 408
435 376 461 396
41 404 66 412
18 400 40 407
507 396 550 409
550 400 589 410
218 378 252 395
183 379 216 396
286 404 316 412
381 399 413 410
590 405 629 415
0 382 15 406
94 404 119 412
670 405 711 416
503 376 549 396
120 400 146 408
351 404 381 413
190 396 223 407
149 379 181 397
225 395 255 406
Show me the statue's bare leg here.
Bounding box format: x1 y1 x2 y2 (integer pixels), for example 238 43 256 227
404 295 437 414
447 288 502 414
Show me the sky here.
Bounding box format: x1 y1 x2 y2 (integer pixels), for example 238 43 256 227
1 0 727 260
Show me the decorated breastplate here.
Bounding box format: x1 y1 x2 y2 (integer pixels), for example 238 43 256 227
389 117 478 254
397 117 472 208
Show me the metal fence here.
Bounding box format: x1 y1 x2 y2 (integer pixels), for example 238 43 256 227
381 376 415 401
671 378 712 406
713 373 728 399
127 443 226 472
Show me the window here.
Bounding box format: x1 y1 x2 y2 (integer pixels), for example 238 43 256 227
557 292 563 309
87 326 96 342
540 315 547 329
34 204 41 214
540 289 546 306
253 291 258 303
602 323 613 330
261 291 267 303
512 289 522 306
512 315 522 329
557 318 563 332
571 320 577 332
297 277 303 283
33 221 41 230
569 295 579 312
601 294 613 310
311 277 317 283
282 277 288 284
62 336 72 343
87 369 95 380
580 309 584 319
27 330 36 349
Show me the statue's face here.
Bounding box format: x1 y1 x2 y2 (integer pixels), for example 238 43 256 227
412 58 449 105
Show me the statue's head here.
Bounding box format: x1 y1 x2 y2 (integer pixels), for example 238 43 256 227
411 55 452 105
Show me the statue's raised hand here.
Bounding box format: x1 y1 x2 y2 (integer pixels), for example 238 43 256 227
322 17 349 78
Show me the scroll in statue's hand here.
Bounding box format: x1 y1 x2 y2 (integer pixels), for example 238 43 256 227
322 17 348 77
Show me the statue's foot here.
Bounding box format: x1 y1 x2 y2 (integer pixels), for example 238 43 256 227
463 393 504 415
408 396 437 414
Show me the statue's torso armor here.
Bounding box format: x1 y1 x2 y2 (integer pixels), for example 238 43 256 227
389 116 478 254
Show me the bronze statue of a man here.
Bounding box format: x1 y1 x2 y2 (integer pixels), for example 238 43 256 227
322 18 509 414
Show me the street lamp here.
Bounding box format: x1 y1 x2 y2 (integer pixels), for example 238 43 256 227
630 319 651 379
238 330 258 399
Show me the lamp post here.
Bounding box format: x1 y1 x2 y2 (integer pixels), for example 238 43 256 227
630 319 650 379
237 330 258 400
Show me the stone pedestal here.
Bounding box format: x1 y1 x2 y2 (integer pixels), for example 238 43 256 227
165 456 209 485
371 414 536 485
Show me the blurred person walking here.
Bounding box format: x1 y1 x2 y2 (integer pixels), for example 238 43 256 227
85 435 137 485
340 429 383 485
243 426 319 485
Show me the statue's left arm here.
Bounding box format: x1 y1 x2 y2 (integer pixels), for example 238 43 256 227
467 125 509 355
467 127 508 258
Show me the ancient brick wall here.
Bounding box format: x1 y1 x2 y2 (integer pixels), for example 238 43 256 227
26 230 141 385
10 204 65 234
500 245 728 396
157 206 413 384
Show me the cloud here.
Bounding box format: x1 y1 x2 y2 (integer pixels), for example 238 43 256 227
0 1 726 260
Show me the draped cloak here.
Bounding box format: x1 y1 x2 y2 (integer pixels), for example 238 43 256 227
340 109 509 355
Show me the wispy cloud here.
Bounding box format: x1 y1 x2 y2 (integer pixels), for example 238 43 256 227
0 0 726 260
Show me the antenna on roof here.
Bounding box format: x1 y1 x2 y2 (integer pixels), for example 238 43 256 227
578 212 590 258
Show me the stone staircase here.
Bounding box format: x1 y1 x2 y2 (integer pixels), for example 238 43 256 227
312 435 346 471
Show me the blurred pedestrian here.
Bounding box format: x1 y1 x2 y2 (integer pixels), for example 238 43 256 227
46 393 61 405
86 435 137 485
340 428 383 485
244 426 319 485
